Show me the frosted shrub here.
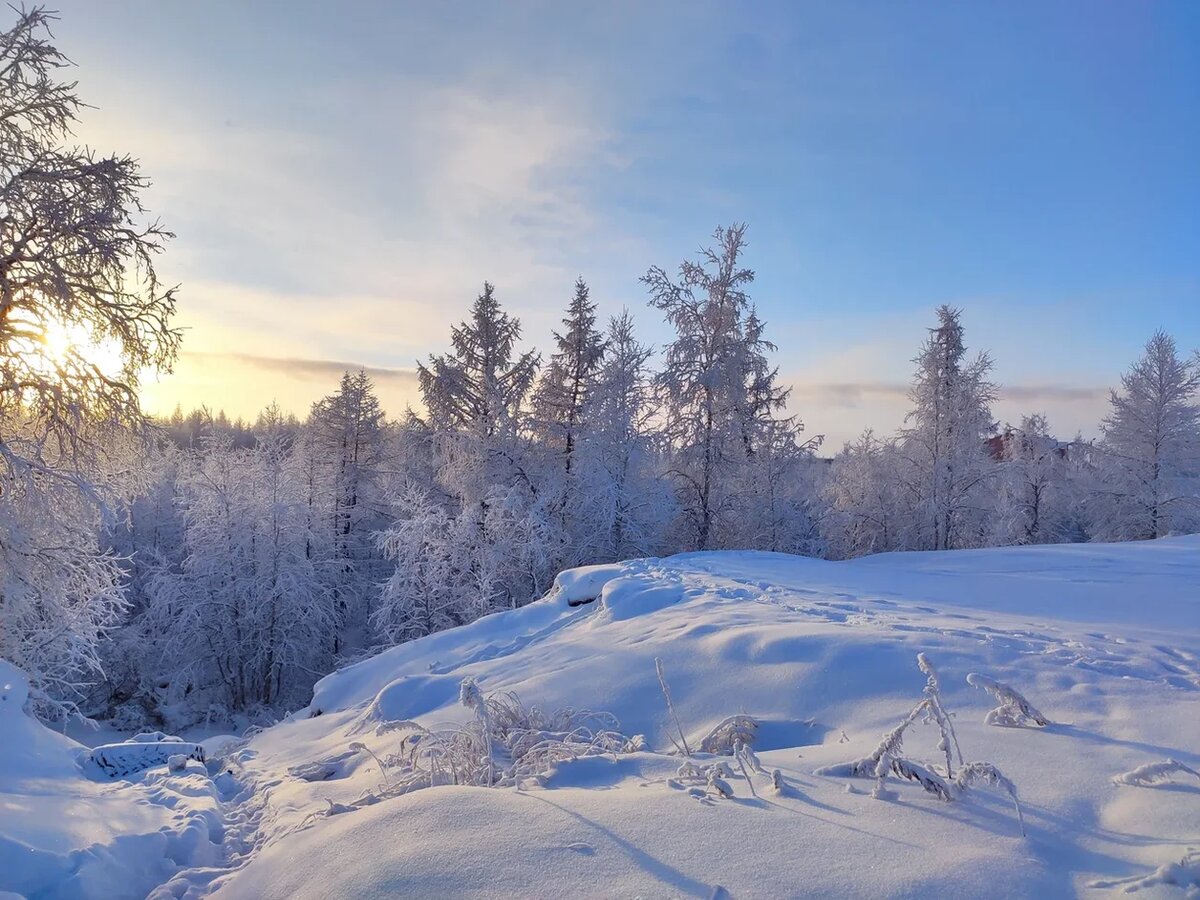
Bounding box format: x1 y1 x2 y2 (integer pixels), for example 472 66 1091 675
699 714 759 755
966 672 1050 727
918 653 963 774
954 762 1025 834
319 679 639 806
1089 848 1200 895
1114 759 1200 787
816 653 1025 834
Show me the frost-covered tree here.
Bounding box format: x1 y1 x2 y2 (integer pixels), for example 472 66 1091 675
531 277 605 476
308 371 389 652
1091 331 1200 540
0 8 179 719
822 430 904 558
372 482 462 644
528 278 607 567
407 283 545 615
896 306 997 551
419 282 539 511
143 424 334 724
989 415 1083 545
643 224 795 550
573 309 674 561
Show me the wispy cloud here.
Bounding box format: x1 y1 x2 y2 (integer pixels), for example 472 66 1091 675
180 351 419 386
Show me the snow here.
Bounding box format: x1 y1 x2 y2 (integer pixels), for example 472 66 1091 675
3 537 1200 898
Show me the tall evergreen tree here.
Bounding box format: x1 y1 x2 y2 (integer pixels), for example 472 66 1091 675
642 223 792 550
897 306 997 551
418 282 540 511
1093 331 1200 540
308 370 388 652
531 277 606 473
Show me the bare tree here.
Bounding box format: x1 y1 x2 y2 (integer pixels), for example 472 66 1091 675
0 7 179 718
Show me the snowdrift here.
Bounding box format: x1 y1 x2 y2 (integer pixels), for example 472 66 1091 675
0 660 226 900
3 537 1199 898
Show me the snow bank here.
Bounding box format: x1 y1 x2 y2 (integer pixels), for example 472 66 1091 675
8 537 1200 898
203 538 1200 898
0 661 226 899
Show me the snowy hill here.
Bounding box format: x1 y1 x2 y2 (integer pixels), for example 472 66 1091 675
3 538 1200 898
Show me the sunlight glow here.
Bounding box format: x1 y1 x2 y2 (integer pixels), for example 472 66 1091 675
30 317 126 380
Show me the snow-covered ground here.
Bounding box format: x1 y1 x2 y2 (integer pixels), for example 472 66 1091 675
3 538 1199 898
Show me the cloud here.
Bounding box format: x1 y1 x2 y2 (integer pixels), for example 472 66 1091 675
180 351 420 387
788 380 1109 407
139 352 422 422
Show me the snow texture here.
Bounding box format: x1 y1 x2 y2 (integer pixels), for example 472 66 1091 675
3 538 1200 899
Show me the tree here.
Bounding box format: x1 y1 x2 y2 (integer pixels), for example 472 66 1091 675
531 277 605 475
308 370 388 652
373 482 462 645
989 415 1082 545
413 283 542 612
1093 331 1200 540
643 223 793 550
896 306 997 551
419 282 539 509
822 430 904 558
0 8 179 719
573 309 673 561
143 424 334 724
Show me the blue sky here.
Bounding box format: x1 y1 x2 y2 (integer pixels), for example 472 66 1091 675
51 1 1199 446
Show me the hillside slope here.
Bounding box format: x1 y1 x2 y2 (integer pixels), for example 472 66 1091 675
4 537 1199 898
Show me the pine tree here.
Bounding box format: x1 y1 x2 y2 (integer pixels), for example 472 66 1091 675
1093 331 1200 540
897 306 997 551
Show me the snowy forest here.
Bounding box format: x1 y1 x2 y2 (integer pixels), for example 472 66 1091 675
3 7 1199 735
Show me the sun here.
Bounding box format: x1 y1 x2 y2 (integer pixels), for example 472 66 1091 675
37 318 126 379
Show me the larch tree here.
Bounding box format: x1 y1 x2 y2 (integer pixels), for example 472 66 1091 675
0 8 179 719
308 370 388 654
643 223 792 551
529 277 606 564
1093 331 1200 540
531 277 606 475
897 306 997 551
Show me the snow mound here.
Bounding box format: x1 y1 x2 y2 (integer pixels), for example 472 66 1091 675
8 537 1200 898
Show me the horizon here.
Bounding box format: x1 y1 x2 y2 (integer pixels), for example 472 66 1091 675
48 0 1200 447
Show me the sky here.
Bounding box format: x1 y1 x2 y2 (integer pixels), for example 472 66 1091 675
48 1 1200 448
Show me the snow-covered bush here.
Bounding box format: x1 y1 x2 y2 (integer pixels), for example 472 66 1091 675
311 679 640 807
1114 759 1200 788
698 714 759 755
816 653 1024 834
966 672 1051 727
1089 848 1200 895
